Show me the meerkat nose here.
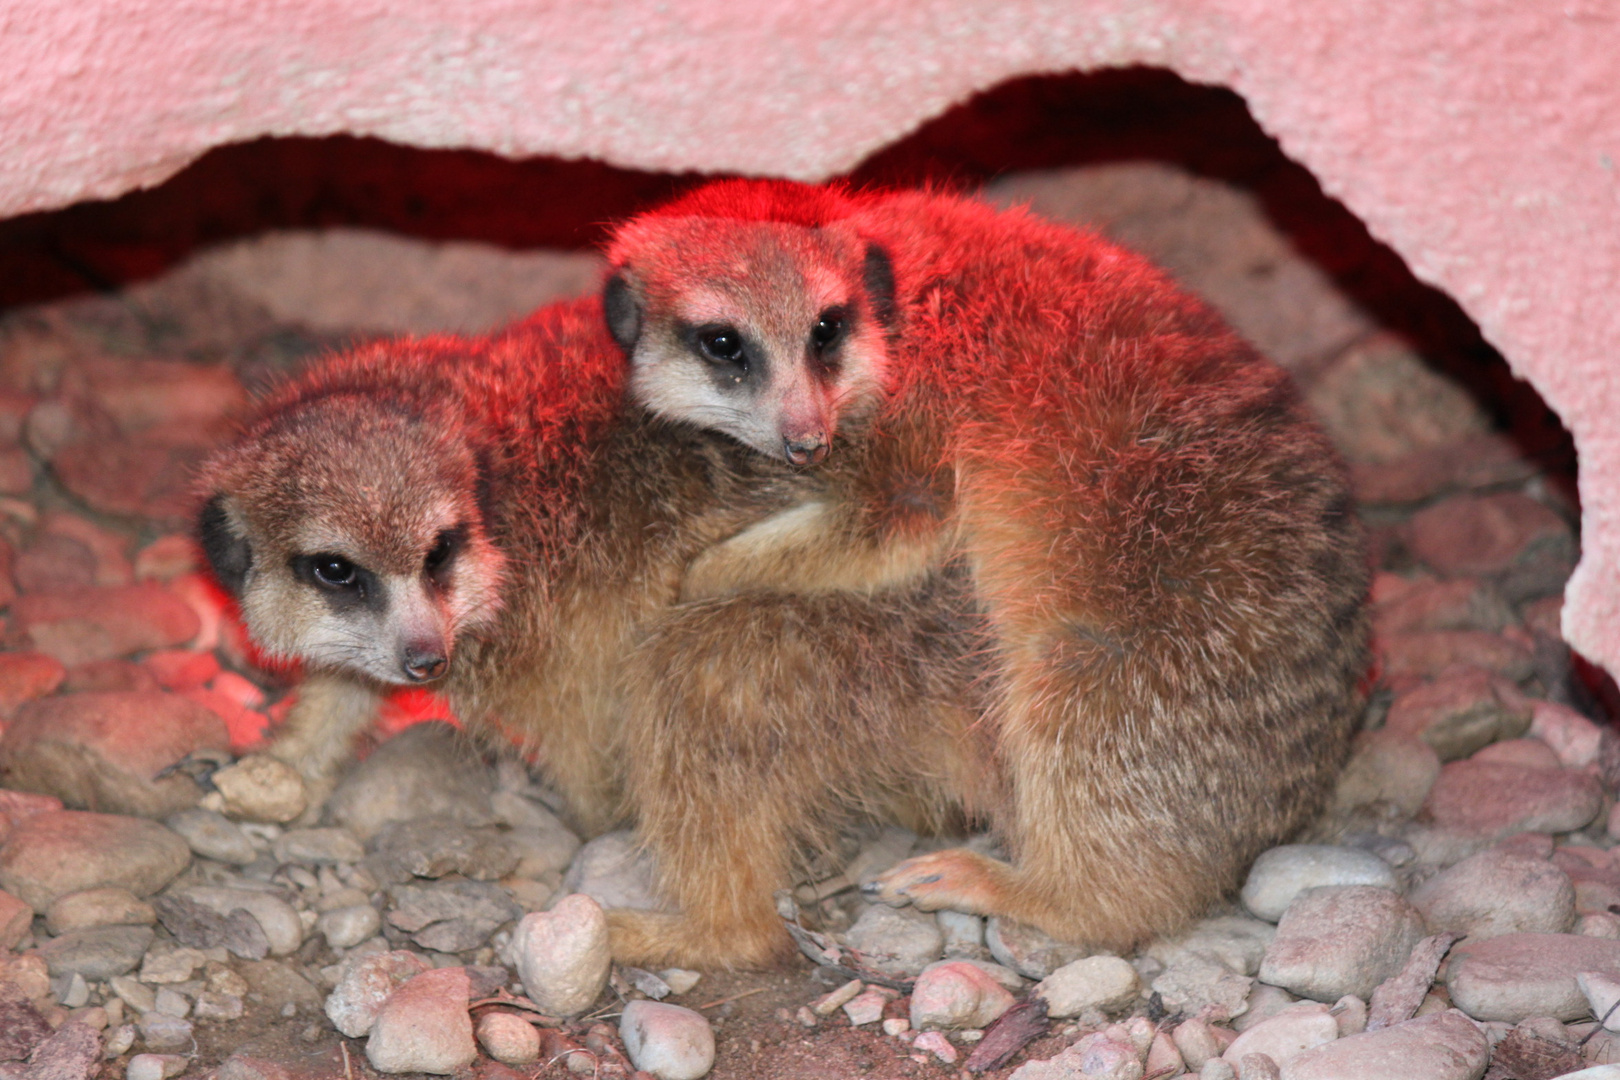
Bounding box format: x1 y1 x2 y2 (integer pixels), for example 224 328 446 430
783 433 829 466
402 647 448 682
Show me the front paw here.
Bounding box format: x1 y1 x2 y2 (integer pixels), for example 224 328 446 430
862 848 1003 914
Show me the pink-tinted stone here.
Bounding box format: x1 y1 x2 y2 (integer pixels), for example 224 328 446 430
70 357 246 443
143 648 220 692
13 533 97 593
1448 933 1620 1022
1372 576 1511 637
1378 630 1535 682
181 687 271 753
0 651 66 717
62 659 160 694
0 887 32 948
1350 434 1538 506
1382 667 1533 760
1405 491 1573 578
0 690 229 817
134 535 199 581
0 809 190 912
50 437 210 525
1424 760 1603 839
10 583 201 666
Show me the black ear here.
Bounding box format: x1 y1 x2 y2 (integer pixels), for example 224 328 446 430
603 272 642 352
197 494 253 596
863 243 896 329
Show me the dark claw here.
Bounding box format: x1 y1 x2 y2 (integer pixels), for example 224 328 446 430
155 749 235 790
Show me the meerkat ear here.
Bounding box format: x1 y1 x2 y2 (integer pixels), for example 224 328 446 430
197 493 253 596
602 272 642 352
863 243 896 329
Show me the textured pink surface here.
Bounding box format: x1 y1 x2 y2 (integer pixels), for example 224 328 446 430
4 0 1618 674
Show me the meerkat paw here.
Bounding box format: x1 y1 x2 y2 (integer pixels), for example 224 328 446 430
863 848 1010 915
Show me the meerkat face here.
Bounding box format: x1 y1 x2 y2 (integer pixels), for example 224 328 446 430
198 396 505 687
605 213 895 465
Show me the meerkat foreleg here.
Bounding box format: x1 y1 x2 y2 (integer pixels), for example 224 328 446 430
265 672 383 802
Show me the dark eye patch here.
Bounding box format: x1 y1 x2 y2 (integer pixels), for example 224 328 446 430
424 525 465 585
291 552 381 612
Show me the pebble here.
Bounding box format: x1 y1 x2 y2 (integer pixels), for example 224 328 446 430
325 949 431 1037
0 690 229 818
318 903 381 949
152 986 190 1017
1409 847 1576 939
0 651 66 717
110 974 157 1013
986 916 1085 979
1579 971 1620 1032
1241 847 1400 924
272 826 365 865
913 1030 958 1064
38 924 154 980
1222 1003 1337 1067
371 815 519 881
1382 667 1533 761
476 1010 541 1064
508 893 611 1016
1201 1061 1237 1080
559 830 666 911
1034 955 1140 1017
910 961 1016 1029
152 893 268 959
326 721 496 841
1008 1031 1143 1080
661 968 702 995
490 789 581 878
9 584 201 667
1331 730 1441 816
126 1054 188 1080
1424 760 1604 838
164 807 258 864
139 942 206 983
1149 914 1277 977
842 987 891 1026
136 1011 193 1051
0 887 31 948
844 902 945 977
104 1024 137 1057
1279 1007 1489 1079
209 754 308 823
365 966 477 1075
1447 933 1620 1022
811 978 863 1016
387 879 521 952
1404 491 1571 578
175 886 303 955
1174 1018 1222 1071
937 909 987 957
1532 700 1606 769
1259 886 1425 1001
620 1000 715 1080
1471 737 1563 769
1582 913 1620 940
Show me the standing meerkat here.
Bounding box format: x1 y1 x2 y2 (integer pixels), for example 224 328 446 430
197 297 995 971
602 180 1371 962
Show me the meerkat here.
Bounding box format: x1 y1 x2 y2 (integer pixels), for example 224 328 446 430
601 180 1371 962
197 296 997 970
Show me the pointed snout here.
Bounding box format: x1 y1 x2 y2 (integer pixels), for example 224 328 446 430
401 641 449 682
783 432 830 466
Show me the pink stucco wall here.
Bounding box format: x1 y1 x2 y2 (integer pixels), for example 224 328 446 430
4 0 1619 676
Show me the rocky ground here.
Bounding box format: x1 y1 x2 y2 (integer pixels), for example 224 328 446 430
0 163 1613 1080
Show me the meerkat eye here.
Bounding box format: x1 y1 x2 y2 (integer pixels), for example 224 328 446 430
310 555 358 590
424 527 463 578
696 326 746 367
811 308 847 352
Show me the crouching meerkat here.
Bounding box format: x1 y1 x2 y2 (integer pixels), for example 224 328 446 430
196 296 995 967
602 180 1372 959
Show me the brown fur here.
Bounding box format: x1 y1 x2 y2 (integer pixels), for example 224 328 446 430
603 183 1372 964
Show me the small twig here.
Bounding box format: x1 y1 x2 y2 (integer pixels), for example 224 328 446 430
697 986 769 1010
468 992 563 1025
1581 996 1620 1047
340 1041 353 1080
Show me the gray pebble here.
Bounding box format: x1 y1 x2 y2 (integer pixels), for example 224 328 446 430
318 903 381 949
164 808 258 865
620 1000 715 1080
1258 886 1425 1001
843 903 944 978
1241 846 1399 923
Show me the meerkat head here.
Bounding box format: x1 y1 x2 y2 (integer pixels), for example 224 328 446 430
604 180 896 466
197 392 505 687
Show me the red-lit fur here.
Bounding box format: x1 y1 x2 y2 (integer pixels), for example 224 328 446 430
604 183 1370 966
